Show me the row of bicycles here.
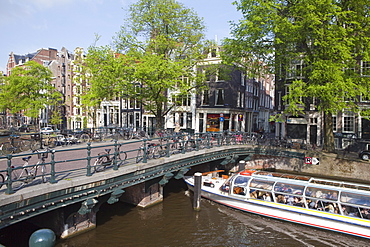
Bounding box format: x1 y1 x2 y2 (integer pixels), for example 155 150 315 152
91 132 214 173
0 148 51 191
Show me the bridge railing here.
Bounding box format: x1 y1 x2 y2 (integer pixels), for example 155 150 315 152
0 131 285 195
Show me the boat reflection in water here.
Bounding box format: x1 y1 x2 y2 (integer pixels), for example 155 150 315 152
184 170 370 240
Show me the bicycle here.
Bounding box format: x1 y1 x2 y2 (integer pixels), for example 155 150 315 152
0 149 51 190
93 143 127 172
136 142 165 163
42 134 57 148
0 134 32 155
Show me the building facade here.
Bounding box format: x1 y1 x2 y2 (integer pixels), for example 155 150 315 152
275 59 370 149
6 48 74 129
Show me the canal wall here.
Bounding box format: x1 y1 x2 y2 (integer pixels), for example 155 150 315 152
244 150 370 183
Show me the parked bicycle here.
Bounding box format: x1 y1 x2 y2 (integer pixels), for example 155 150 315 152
42 134 57 148
0 149 51 190
136 142 165 163
0 134 33 155
93 143 127 172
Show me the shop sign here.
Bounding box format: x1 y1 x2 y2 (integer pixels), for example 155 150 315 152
287 117 307 124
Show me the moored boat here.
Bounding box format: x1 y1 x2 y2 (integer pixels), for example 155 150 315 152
184 170 370 239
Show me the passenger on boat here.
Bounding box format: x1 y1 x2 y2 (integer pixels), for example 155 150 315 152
286 196 295 205
329 192 338 200
316 190 323 198
293 197 304 207
250 190 258 198
360 208 370 219
233 186 245 195
263 193 272 202
325 203 335 213
341 205 349 215
276 194 286 204
308 200 318 209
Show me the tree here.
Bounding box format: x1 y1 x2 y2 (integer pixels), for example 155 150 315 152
0 61 62 127
111 0 208 129
223 0 370 152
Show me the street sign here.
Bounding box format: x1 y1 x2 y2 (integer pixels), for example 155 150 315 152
305 157 320 165
220 117 224 122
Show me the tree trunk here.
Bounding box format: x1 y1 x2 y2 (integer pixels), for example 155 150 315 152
323 111 335 153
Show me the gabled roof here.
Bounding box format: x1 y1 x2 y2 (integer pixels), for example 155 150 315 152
13 52 37 65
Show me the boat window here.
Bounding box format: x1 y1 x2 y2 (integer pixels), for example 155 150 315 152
339 204 370 219
305 187 339 201
340 192 370 206
233 186 245 195
274 183 304 195
358 207 370 219
275 193 305 207
233 175 251 187
249 179 274 191
250 190 272 201
220 176 235 193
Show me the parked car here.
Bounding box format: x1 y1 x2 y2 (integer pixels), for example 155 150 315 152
344 141 370 153
41 127 54 134
359 143 370 160
19 124 36 132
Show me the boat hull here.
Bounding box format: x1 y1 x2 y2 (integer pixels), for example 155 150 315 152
184 176 370 240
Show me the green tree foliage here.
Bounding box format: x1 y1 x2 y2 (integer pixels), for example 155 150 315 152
112 0 208 128
0 61 62 124
224 0 370 152
82 44 134 108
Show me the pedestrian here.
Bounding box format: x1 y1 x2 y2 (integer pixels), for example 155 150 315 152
174 122 181 135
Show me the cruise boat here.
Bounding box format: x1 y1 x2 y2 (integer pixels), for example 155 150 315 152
184 170 370 239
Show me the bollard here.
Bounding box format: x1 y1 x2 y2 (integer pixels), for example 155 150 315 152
193 172 202 211
29 229 55 247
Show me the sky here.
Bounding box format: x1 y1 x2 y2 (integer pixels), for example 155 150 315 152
0 0 243 73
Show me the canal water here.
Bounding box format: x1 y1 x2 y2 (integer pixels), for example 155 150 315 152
1 179 369 246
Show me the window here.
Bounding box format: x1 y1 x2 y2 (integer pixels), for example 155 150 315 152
179 113 184 126
343 116 354 132
211 48 217 57
361 61 370 76
274 183 305 195
237 92 241 107
249 179 274 191
217 66 229 81
360 93 370 102
215 89 224 106
186 113 192 129
202 90 209 105
173 94 191 106
332 116 337 132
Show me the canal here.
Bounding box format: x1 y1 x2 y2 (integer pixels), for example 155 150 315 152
1 179 369 246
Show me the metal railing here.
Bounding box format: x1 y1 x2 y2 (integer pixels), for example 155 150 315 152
0 131 302 195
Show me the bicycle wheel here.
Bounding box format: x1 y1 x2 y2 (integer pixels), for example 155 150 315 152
30 140 41 151
2 142 14 155
0 173 4 189
40 164 48 183
9 168 27 190
152 146 160 159
158 147 166 157
93 155 109 172
79 133 90 143
117 152 127 167
136 148 143 163
147 147 154 159
19 140 31 152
